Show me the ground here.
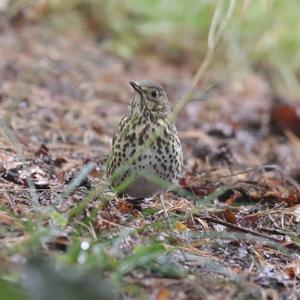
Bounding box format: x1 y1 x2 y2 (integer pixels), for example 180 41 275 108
1 13 300 300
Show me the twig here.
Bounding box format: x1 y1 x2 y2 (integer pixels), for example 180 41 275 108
201 215 284 243
258 226 299 238
170 0 237 121
201 215 300 251
159 194 173 231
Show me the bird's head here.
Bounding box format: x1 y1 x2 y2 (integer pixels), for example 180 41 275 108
129 80 171 117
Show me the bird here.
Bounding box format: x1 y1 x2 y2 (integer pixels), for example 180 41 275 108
106 80 183 199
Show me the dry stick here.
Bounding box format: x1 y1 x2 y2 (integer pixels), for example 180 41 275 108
202 215 281 242
200 215 300 250
258 226 300 238
159 194 173 231
209 0 237 49
170 0 237 122
218 164 300 192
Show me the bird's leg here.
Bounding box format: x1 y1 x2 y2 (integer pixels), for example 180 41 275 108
159 194 172 230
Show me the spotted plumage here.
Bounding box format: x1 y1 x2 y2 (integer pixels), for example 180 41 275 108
106 80 183 198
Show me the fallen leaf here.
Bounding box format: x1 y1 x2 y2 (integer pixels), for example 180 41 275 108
0 211 14 225
155 288 171 300
224 209 237 224
175 221 189 231
270 104 300 137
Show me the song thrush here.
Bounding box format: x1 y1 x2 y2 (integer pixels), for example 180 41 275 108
106 80 183 198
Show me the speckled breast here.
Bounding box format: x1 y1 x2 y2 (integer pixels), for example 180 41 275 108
107 114 183 198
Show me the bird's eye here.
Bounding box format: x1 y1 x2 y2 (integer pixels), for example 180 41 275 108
151 90 159 98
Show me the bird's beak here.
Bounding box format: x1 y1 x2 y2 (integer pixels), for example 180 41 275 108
129 81 143 93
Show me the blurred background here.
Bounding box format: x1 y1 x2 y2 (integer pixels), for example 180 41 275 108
1 0 300 95
1 1 300 300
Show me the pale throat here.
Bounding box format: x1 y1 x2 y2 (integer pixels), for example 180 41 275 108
128 92 144 115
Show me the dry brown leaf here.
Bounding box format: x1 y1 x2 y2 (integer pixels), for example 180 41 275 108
270 104 300 137
175 221 189 231
0 211 14 225
224 209 237 224
155 288 172 300
284 261 300 279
